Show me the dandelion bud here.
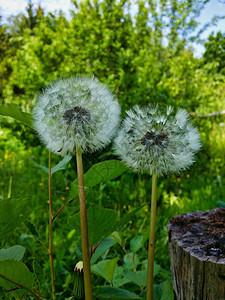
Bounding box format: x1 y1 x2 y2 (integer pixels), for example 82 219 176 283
73 261 84 299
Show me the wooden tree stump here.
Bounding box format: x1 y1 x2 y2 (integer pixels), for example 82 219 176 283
167 208 225 300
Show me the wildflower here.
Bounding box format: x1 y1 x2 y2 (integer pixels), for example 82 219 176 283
65 186 70 190
177 178 181 182
33 76 121 156
186 174 190 178
61 197 65 201
39 182 44 187
114 105 201 177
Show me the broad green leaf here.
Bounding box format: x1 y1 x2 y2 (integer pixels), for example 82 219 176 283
110 231 122 245
130 235 144 254
93 286 142 299
91 260 109 282
24 219 40 239
104 257 119 282
124 253 140 269
113 266 130 288
113 205 145 232
123 269 147 287
91 257 119 283
71 206 118 246
0 198 30 239
31 154 72 175
0 246 25 261
70 160 127 198
91 237 116 264
153 280 174 300
51 154 72 174
0 260 34 297
71 206 144 247
0 104 33 128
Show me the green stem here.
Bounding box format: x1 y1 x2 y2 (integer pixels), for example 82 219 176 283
146 172 157 300
49 152 56 300
76 146 93 300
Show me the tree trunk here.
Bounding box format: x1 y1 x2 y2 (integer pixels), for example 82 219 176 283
167 208 225 300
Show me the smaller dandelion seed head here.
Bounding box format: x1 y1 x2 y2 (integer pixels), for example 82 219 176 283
114 105 201 177
33 75 121 156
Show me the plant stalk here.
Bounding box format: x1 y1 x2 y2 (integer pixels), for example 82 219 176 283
146 172 157 300
76 146 93 300
49 152 56 300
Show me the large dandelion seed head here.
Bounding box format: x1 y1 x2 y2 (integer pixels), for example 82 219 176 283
114 105 201 176
33 76 121 156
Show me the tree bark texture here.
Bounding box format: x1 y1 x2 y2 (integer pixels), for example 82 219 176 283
167 208 225 300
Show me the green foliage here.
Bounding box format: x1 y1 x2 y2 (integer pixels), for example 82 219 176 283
70 160 127 198
0 198 30 240
203 31 225 75
0 260 34 297
71 205 143 246
32 153 73 175
91 237 116 264
0 245 25 261
93 286 142 299
0 104 33 128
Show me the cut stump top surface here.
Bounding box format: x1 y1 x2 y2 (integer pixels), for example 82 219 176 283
168 208 225 264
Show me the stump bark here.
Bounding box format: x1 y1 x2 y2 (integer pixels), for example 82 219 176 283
167 208 225 300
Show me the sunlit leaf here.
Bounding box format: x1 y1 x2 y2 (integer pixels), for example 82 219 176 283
0 246 25 261
0 104 33 128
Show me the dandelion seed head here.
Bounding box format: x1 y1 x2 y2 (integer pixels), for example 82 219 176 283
33 76 121 156
114 105 201 176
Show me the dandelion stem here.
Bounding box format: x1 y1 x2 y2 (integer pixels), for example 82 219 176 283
48 152 56 300
146 172 157 300
76 146 93 300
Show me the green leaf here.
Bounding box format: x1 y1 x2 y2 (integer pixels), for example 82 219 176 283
0 104 33 128
91 257 119 283
24 219 40 239
91 260 109 282
71 206 118 246
130 235 144 254
31 154 72 175
123 253 140 269
123 269 147 287
91 237 116 264
153 280 174 300
51 154 72 175
104 257 119 282
0 260 34 297
70 160 127 198
71 205 144 247
31 160 49 174
0 198 30 240
0 246 25 261
114 205 145 231
93 286 142 299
